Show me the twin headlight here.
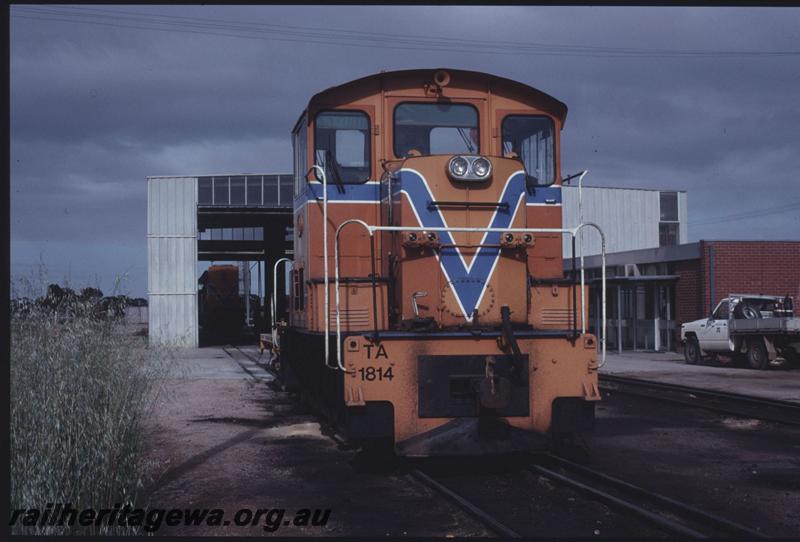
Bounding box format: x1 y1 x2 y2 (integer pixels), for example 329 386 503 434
447 155 492 181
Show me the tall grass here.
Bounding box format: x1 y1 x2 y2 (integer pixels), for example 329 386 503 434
10 277 170 535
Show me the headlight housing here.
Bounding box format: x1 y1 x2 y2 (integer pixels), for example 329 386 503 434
447 155 492 181
448 156 469 178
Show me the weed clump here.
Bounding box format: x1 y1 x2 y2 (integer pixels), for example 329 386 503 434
10 278 168 535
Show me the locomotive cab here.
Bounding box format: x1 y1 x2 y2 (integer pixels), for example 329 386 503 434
278 69 602 456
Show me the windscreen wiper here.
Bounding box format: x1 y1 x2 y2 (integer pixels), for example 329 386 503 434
457 128 476 153
562 171 587 185
325 150 346 194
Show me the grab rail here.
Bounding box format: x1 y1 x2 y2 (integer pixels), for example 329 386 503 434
306 165 330 371
574 222 607 368
271 257 293 352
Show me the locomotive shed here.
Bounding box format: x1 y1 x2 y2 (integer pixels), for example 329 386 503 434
147 174 294 346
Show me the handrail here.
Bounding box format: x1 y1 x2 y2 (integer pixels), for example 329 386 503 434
426 200 510 211
332 219 372 372
574 222 607 369
575 170 589 334
307 165 330 370
329 222 608 373
271 257 293 352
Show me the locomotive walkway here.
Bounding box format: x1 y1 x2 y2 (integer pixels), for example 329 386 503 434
600 351 800 404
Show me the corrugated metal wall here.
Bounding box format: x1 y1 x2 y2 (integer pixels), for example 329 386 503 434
678 191 689 244
562 186 666 257
147 177 198 347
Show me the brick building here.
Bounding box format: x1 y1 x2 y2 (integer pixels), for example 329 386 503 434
574 241 800 352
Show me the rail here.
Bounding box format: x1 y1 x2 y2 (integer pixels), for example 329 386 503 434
536 454 766 538
409 469 522 538
599 374 800 425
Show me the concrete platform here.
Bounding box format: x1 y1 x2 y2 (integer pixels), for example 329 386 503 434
599 351 800 404
167 346 273 382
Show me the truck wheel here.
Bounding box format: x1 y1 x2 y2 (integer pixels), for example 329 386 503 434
684 337 700 364
746 339 769 370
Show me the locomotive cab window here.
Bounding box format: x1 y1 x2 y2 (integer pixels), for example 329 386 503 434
501 115 555 186
314 110 371 184
394 102 479 158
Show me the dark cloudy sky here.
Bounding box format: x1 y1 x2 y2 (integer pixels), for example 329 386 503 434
10 5 800 297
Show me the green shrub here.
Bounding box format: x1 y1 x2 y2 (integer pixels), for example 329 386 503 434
10 278 169 535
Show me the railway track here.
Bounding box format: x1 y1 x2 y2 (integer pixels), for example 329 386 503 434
533 455 767 538
410 455 767 538
238 345 777 537
600 374 800 426
409 469 522 538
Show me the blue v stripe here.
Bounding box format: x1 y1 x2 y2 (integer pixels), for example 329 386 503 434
396 168 528 320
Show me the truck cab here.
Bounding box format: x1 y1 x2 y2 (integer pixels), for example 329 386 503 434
681 294 799 370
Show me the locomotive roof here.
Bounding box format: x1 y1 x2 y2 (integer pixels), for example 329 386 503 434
296 68 568 130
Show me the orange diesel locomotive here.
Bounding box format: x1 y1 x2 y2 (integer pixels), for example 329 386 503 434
275 69 605 456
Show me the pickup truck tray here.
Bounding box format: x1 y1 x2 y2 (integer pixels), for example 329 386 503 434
730 317 800 335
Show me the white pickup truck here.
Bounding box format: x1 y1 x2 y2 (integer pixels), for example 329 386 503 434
680 294 800 370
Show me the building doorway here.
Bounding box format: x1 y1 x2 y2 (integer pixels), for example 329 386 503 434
591 276 677 352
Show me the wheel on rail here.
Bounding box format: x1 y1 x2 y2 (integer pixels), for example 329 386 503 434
746 338 769 370
684 336 701 365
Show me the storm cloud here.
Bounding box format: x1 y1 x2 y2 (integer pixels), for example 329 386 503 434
10 5 800 296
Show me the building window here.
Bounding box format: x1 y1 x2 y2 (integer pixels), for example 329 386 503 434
246 176 262 206
213 176 229 206
229 176 245 205
264 175 279 205
279 175 293 206
660 192 678 221
198 177 213 205
659 223 679 246
659 191 679 246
